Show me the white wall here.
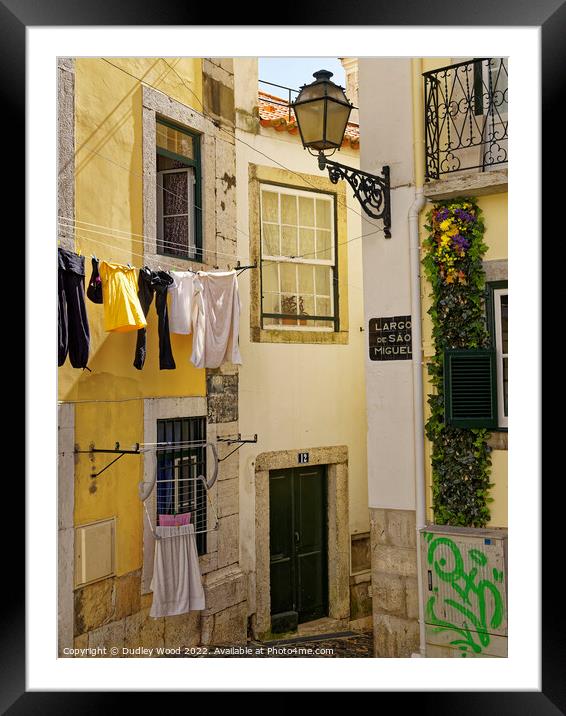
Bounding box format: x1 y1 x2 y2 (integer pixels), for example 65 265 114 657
233 58 368 601
358 58 417 511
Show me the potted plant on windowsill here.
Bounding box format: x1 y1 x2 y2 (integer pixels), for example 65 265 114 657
298 295 308 326
281 295 309 326
281 295 298 326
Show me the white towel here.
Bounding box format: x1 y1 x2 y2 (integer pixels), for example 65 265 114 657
167 271 196 335
149 523 205 618
191 271 242 369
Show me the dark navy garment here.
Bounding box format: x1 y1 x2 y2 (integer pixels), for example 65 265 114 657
133 267 176 370
58 248 90 369
86 257 103 304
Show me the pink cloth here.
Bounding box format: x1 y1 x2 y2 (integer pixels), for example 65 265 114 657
158 513 191 526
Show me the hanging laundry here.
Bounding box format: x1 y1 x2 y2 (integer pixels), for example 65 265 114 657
167 270 196 335
149 523 205 618
133 267 176 370
158 513 191 527
99 261 147 333
86 257 103 304
191 271 242 369
58 247 90 369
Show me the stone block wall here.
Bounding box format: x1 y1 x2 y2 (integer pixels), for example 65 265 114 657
370 507 419 657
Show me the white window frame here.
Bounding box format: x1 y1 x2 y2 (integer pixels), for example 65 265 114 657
157 166 196 260
493 287 508 428
259 183 336 331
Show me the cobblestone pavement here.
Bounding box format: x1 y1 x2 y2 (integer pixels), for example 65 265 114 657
182 631 374 658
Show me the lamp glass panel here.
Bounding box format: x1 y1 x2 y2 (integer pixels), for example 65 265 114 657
295 99 326 145
324 101 352 146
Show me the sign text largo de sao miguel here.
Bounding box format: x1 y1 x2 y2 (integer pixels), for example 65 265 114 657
369 315 412 361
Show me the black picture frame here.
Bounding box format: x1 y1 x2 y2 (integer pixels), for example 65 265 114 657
11 0 554 709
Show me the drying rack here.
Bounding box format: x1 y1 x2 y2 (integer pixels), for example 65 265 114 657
75 435 258 541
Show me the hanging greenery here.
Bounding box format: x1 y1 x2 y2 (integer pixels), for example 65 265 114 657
422 199 493 527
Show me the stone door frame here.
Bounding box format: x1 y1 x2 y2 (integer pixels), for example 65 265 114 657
254 446 350 637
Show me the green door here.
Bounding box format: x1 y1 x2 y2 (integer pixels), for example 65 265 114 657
269 466 328 627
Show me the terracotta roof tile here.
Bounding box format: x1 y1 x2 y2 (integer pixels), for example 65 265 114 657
258 90 359 149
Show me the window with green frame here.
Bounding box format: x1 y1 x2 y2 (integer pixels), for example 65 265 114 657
486 280 508 428
156 118 202 261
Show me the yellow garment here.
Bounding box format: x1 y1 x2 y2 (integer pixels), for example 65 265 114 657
99 262 147 333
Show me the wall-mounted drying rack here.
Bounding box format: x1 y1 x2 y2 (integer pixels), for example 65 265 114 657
216 434 258 462
74 442 141 478
234 260 257 276
139 442 220 541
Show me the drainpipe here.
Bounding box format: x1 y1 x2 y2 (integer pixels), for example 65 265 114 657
410 58 427 657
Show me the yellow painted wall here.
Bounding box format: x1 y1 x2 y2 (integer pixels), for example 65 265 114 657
59 58 206 576
415 59 508 529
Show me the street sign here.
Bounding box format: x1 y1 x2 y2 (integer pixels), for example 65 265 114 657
369 315 412 361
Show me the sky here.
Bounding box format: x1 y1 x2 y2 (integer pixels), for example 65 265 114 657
258 57 346 99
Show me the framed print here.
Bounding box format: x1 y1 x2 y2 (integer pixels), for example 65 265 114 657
9 0 555 708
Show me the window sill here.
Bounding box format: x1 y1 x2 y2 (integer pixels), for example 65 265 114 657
251 326 349 345
424 168 508 201
487 430 508 451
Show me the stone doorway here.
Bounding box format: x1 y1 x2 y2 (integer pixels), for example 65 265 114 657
253 446 350 639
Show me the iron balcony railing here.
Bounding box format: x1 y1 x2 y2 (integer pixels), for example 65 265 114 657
258 79 300 121
423 58 508 180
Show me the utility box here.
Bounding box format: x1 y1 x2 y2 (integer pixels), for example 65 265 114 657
75 518 116 588
420 525 507 658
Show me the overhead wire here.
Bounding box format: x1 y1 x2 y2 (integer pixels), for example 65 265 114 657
99 57 386 242
60 57 379 296
158 58 384 234
59 226 366 295
57 214 380 265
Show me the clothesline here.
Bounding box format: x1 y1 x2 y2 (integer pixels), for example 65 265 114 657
58 218 249 263
59 214 384 263
156 58 384 233
59 230 241 273
58 229 363 298
75 142 253 247
100 57 383 237
58 243 243 371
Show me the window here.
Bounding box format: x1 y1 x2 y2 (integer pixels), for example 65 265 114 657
156 416 207 554
156 118 202 261
260 184 337 330
487 283 508 428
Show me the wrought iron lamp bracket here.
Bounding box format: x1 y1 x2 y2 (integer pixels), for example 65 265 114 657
318 153 391 238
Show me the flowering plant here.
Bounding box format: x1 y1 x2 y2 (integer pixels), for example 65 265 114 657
422 198 493 527
428 201 477 285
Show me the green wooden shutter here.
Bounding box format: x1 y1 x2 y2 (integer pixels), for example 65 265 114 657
444 349 498 428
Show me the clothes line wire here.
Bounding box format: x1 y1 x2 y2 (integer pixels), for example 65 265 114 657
59 227 365 294
74 141 254 246
59 214 383 263
59 230 233 272
59 214 381 265
58 218 249 264
100 58 385 236
65 59 387 263
159 58 383 233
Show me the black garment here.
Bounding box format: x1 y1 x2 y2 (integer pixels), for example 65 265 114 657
58 248 90 368
87 257 103 304
134 268 176 370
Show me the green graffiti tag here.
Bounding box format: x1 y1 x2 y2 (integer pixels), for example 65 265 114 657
424 533 505 656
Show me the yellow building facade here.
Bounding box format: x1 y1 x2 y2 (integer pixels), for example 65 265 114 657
58 57 248 654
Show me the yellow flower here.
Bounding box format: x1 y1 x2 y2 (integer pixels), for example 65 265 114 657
439 219 451 232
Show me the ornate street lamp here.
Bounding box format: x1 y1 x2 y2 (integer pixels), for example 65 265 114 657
292 70 391 238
